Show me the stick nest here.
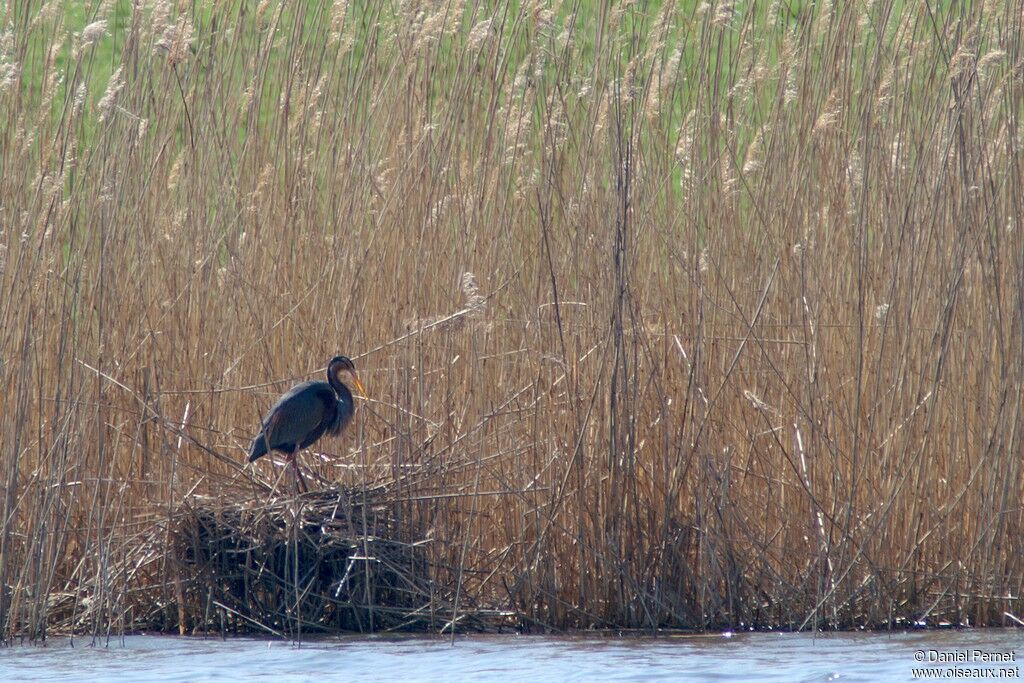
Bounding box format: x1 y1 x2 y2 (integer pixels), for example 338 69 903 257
170 486 433 636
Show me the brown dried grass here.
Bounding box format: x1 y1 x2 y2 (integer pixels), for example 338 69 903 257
1 0 1022 639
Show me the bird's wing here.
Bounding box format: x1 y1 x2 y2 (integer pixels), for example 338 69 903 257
262 381 330 451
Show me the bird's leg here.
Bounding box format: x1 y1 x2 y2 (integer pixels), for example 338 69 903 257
289 447 309 493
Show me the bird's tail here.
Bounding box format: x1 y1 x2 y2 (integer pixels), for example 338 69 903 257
248 434 268 462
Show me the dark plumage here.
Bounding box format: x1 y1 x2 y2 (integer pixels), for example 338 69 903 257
248 356 366 491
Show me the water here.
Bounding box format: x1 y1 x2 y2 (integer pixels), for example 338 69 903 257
2 630 1021 682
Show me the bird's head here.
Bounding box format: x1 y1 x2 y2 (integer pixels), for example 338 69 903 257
327 355 367 398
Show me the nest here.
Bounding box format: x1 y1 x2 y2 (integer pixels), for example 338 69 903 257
170 486 433 636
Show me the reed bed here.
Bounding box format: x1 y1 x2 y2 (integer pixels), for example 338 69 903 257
1 0 1022 639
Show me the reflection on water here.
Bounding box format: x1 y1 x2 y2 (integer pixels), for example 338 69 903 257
2 630 1021 682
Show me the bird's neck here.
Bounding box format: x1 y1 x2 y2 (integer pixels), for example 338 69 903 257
330 378 353 404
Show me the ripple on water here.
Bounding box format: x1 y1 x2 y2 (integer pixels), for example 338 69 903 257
1 630 1021 682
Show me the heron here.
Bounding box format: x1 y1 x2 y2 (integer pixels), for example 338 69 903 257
248 356 367 492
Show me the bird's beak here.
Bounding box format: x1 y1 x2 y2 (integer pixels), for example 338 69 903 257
352 375 367 399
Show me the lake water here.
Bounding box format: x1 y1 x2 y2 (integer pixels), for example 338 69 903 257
2 630 1021 682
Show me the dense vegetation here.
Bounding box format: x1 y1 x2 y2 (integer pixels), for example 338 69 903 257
1 0 1021 638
